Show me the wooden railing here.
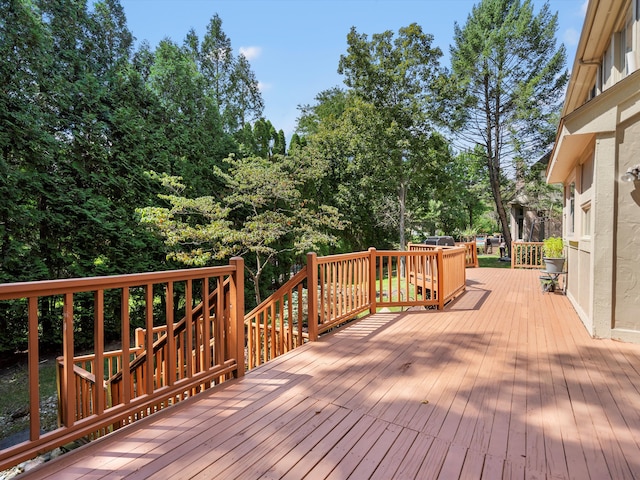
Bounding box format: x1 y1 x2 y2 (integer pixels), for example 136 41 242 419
407 242 478 268
244 269 308 370
0 248 467 471
55 348 143 431
107 276 234 424
511 242 544 269
441 247 468 302
0 259 245 472
245 247 467 367
314 251 372 336
456 242 479 268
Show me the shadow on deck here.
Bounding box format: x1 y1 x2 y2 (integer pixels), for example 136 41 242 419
19 268 640 479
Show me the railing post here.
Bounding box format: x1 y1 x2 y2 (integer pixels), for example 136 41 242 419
437 248 445 310
134 327 144 350
368 247 377 314
62 293 74 427
27 297 40 441
306 252 318 342
511 243 516 269
230 257 245 377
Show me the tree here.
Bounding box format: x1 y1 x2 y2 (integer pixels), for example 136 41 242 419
189 15 263 133
227 53 264 131
449 0 568 252
149 39 233 197
337 24 446 250
139 153 345 305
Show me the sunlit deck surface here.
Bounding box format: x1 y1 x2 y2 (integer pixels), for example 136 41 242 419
22 268 640 479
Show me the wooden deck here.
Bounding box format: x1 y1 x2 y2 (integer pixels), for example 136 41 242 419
20 268 640 479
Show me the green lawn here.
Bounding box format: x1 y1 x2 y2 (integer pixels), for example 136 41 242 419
478 254 512 268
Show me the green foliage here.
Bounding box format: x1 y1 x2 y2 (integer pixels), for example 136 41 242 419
305 24 450 250
478 254 512 268
543 236 564 258
139 154 345 304
0 2 264 353
449 0 568 246
0 360 59 438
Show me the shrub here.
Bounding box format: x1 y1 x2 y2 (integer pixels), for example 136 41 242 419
543 236 564 258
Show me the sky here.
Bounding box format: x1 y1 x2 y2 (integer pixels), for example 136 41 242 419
119 0 589 141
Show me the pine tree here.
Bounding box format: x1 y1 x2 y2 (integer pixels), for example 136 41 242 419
449 0 568 251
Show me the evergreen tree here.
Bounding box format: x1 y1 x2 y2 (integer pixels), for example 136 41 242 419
190 15 264 133
149 39 233 197
449 0 568 251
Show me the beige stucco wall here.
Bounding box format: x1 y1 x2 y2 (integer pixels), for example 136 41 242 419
591 134 617 339
614 116 640 334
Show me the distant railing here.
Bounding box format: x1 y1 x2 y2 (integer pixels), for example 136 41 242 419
511 242 544 269
0 259 245 471
314 251 372 336
245 247 467 367
456 242 479 268
408 242 478 268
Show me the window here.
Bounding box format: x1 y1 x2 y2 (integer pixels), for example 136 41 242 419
568 183 575 236
582 202 592 237
602 40 613 89
623 8 635 75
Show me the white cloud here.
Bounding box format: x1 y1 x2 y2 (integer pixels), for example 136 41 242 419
239 46 262 61
564 28 580 47
258 81 272 93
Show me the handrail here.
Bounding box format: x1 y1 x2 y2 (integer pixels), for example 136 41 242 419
407 242 478 268
0 258 245 472
244 269 308 370
456 242 479 268
109 277 229 385
441 247 468 302
511 242 544 269
0 247 468 471
314 251 371 336
56 360 107 437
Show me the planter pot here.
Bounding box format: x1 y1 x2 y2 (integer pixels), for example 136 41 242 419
543 257 565 273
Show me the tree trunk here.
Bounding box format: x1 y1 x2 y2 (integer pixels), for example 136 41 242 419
251 271 261 306
398 181 407 251
398 181 408 278
488 167 512 255
483 69 513 256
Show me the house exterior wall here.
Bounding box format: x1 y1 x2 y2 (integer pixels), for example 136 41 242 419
591 133 616 339
555 99 640 342
564 147 595 332
548 0 640 344
508 205 561 242
614 115 640 340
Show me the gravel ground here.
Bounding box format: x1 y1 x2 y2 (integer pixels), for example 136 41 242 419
0 396 61 480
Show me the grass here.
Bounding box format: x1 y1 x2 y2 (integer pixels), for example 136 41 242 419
0 358 59 441
478 253 512 268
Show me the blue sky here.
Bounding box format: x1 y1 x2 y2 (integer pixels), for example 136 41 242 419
120 0 588 141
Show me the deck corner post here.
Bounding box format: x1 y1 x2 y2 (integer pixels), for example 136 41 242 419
368 247 377 314
230 256 246 377
437 248 445 310
306 252 319 342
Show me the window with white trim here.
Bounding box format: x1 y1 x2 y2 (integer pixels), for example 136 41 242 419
582 202 592 238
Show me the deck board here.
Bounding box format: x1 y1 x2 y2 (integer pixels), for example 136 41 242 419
20 268 640 479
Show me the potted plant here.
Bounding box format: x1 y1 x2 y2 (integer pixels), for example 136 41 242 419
543 236 565 273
